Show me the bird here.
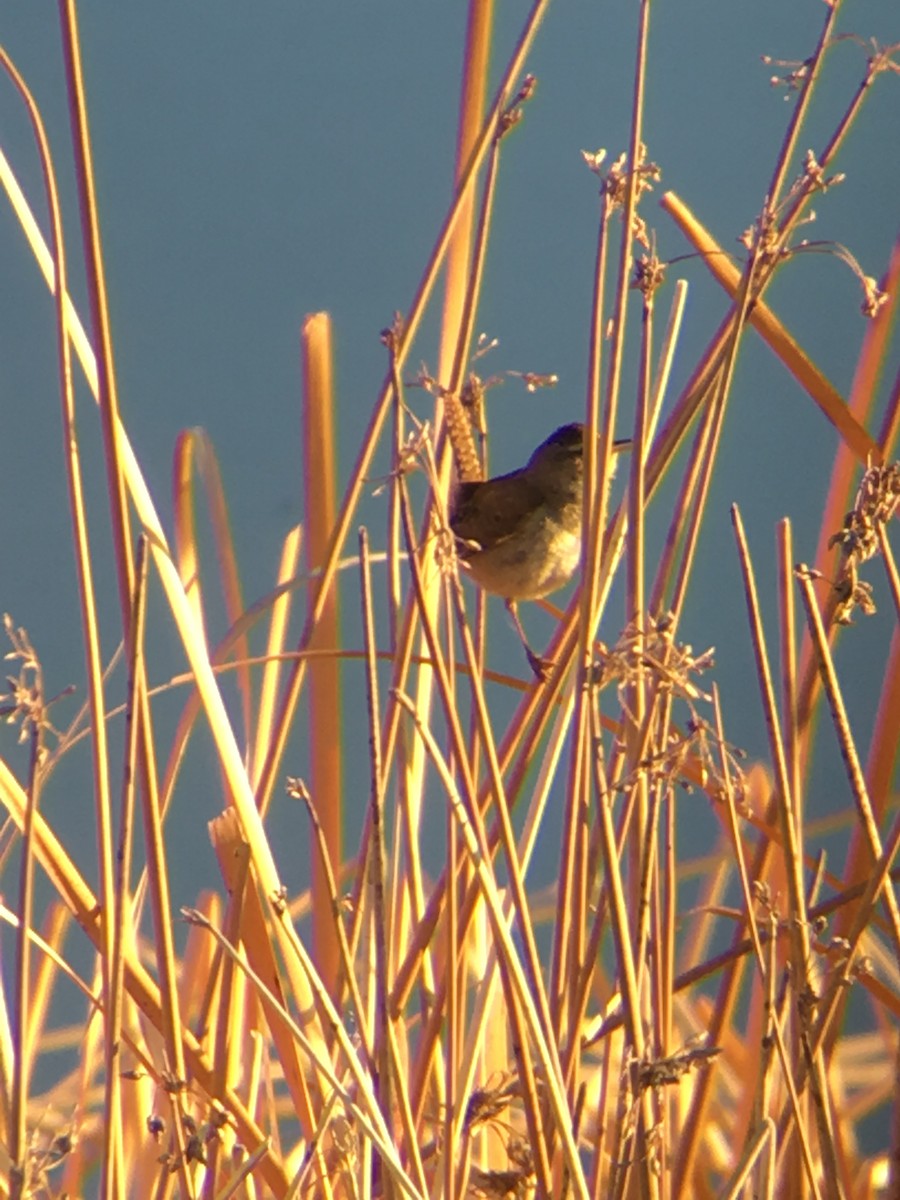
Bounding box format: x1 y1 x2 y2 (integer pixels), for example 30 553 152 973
449 422 629 679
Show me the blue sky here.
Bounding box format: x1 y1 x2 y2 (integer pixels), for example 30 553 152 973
1 4 899 901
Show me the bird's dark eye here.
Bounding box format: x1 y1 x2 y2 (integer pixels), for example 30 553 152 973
550 424 585 451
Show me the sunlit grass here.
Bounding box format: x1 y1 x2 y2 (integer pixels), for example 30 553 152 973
1 2 899 1198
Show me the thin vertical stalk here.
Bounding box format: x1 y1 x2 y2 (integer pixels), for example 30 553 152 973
137 689 194 1197
442 0 496 367
777 521 804 901
359 527 393 1200
765 2 843 210
648 380 720 622
731 508 812 982
58 0 135 617
55 13 141 1088
579 185 615 671
629 288 654 993
551 217 617 1050
602 0 651 469
794 234 900 767
201 842 250 1200
251 526 304 785
171 431 253 749
794 569 900 956
302 313 342 997
9 705 42 1200
0 41 121 1191
596 12 659 1179
102 535 149 1197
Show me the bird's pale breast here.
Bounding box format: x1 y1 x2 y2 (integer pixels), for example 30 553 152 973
459 504 581 600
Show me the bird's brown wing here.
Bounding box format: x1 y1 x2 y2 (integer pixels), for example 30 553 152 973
449 471 543 555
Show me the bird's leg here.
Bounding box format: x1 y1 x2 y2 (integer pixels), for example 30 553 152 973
505 599 553 681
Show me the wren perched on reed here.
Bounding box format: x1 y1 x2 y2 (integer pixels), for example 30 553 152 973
449 422 629 678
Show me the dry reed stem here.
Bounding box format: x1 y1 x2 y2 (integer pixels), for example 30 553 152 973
392 691 587 1198
0 42 120 1197
185 906 418 1198
396 7 502 1086
649 383 719 622
209 809 317 1139
795 570 900 959
731 509 812 975
734 510 849 1191
661 191 879 466
302 313 343 999
252 526 304 788
55 30 138 1136
137 675 194 1197
173 430 254 745
102 536 148 1193
357 527 394 1197
59 0 136 624
766 2 841 210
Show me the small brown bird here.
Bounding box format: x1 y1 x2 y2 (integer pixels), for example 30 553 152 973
449 422 629 678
